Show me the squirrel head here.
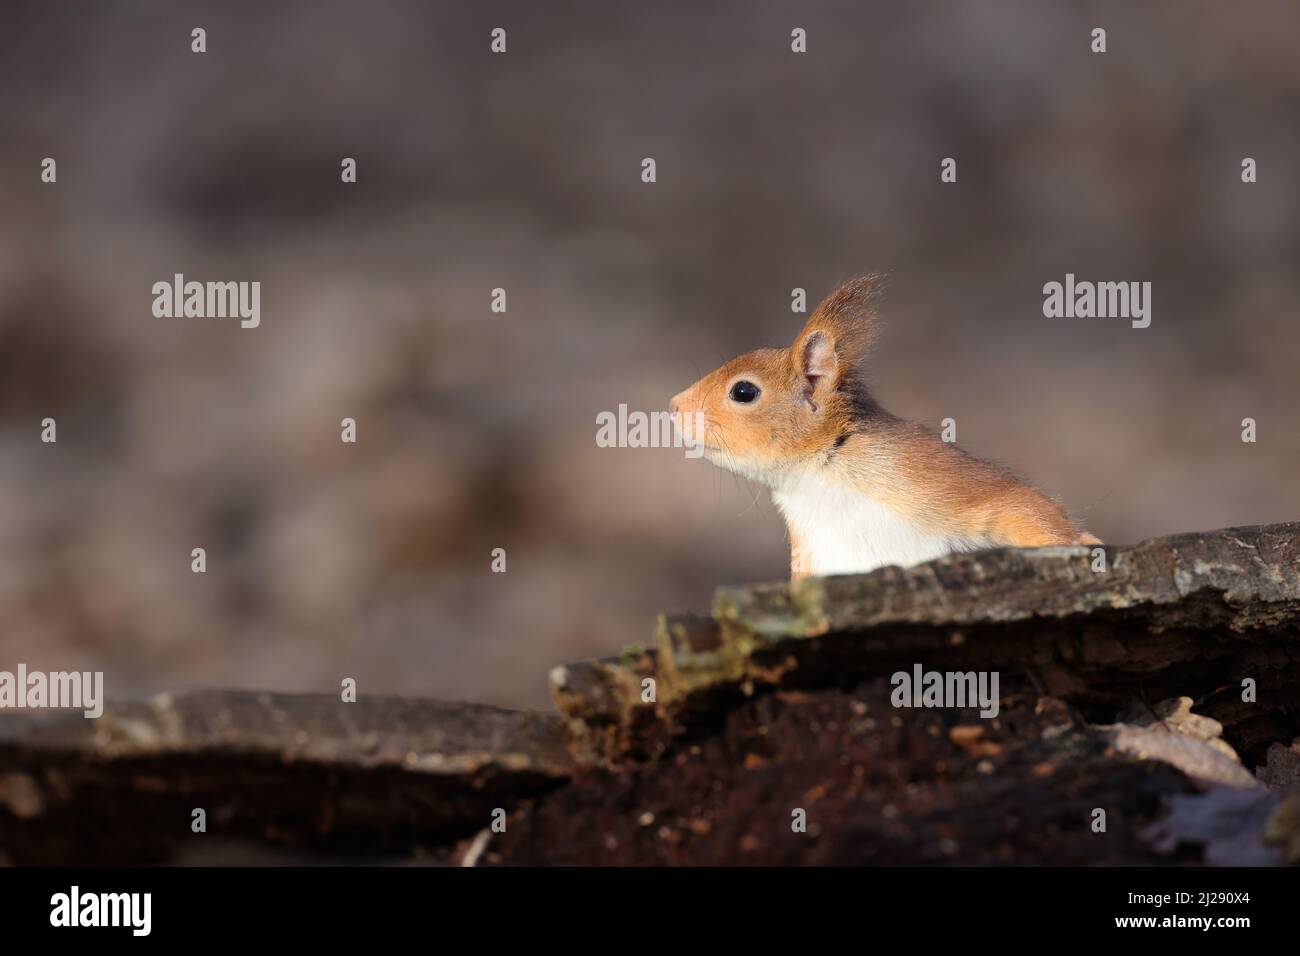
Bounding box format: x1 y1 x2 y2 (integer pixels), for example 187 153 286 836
670 275 883 483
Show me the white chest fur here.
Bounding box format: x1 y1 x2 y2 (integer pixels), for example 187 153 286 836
772 469 985 576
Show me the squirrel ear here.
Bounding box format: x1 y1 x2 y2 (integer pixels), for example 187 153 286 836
800 330 837 394
797 330 837 412
792 274 882 393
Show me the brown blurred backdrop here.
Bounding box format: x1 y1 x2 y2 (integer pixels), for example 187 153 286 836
0 1 1297 710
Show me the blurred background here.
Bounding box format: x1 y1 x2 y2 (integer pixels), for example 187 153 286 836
0 1 1296 710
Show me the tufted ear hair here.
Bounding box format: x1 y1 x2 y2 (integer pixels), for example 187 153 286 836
791 275 883 402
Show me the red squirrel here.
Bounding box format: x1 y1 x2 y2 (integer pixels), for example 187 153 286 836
670 275 1100 579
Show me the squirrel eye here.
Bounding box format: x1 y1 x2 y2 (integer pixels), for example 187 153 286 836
729 380 761 404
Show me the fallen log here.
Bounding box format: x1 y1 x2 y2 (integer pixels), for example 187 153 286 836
552 523 1300 765
2 522 1298 864
0 690 574 864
